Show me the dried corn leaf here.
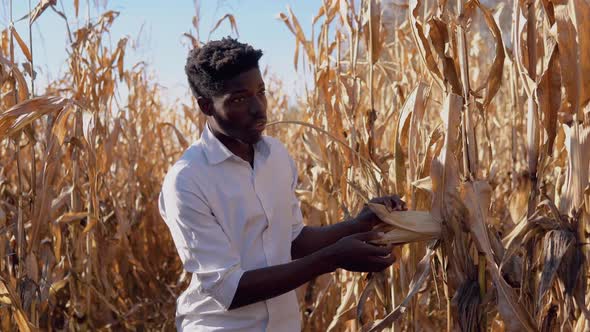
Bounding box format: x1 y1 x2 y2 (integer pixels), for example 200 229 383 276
0 206 5 226
27 0 56 24
412 176 433 193
461 181 536 331
430 93 462 221
158 122 189 150
0 279 31 332
559 123 590 214
363 247 435 332
0 54 29 102
573 0 590 108
538 229 575 305
409 0 443 88
0 96 70 140
508 175 531 224
208 14 239 39
473 0 505 108
327 274 360 332
395 83 429 193
554 0 581 115
362 0 383 64
537 43 561 153
9 27 32 63
426 18 462 95
55 212 88 224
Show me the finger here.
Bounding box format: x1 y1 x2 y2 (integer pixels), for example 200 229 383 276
384 197 393 211
352 231 384 242
369 196 396 212
359 242 393 256
369 254 396 265
389 196 407 211
366 255 396 271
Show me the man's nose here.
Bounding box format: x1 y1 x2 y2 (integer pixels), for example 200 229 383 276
248 96 266 117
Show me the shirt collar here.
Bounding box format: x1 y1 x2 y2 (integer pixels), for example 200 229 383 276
201 122 271 165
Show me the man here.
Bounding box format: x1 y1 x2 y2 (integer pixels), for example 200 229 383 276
158 37 405 331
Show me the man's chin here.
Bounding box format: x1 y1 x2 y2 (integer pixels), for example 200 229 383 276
239 133 263 145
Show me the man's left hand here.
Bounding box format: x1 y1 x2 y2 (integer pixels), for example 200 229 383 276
354 195 407 232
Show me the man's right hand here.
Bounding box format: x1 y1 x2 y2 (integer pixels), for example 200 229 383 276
322 231 395 273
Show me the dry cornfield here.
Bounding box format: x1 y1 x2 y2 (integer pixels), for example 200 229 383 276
0 0 589 331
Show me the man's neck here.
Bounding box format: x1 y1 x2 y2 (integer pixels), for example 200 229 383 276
208 122 255 166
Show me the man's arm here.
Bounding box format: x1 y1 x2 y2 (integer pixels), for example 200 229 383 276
290 218 366 260
291 195 407 260
230 231 393 310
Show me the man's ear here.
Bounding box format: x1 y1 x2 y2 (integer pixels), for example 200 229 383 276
196 97 214 116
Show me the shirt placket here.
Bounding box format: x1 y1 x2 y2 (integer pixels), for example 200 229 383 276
251 153 282 331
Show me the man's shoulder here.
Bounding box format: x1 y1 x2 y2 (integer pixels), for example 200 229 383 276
162 143 207 190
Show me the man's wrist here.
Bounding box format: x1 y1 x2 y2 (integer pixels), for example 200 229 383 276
348 215 373 233
313 246 338 274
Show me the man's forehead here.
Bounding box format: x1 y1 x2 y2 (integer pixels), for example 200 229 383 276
223 68 265 92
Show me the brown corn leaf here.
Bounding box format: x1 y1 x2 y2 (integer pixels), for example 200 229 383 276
23 0 57 24
48 277 68 300
208 14 239 40
0 206 5 226
0 279 31 332
363 247 435 332
538 230 575 306
573 0 590 108
426 18 462 95
558 123 590 214
0 54 29 102
526 95 540 183
362 0 383 64
461 181 536 331
9 27 32 62
409 0 443 88
473 0 505 108
25 253 39 283
158 122 189 150
82 216 98 234
55 212 88 224
407 84 429 184
327 274 360 332
536 43 561 153
356 274 376 326
0 279 10 305
0 96 70 141
554 0 581 115
430 93 463 222
412 176 433 193
394 83 429 193
513 3 535 97
508 175 531 224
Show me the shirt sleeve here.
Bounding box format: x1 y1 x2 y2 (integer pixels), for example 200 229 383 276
288 155 305 241
159 169 244 310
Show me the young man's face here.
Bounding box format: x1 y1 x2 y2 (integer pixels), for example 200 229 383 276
207 67 268 145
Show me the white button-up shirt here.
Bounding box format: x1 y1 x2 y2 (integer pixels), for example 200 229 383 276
158 123 304 331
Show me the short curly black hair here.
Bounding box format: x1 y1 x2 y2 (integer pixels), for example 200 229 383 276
185 37 263 99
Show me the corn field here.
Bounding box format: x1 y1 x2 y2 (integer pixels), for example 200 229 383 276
1 0 589 330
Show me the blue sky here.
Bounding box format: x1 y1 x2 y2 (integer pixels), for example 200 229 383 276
2 0 319 104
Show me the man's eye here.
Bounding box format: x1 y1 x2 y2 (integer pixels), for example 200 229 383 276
258 90 266 96
232 97 246 103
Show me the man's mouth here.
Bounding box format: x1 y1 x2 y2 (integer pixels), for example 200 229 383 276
253 120 267 131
